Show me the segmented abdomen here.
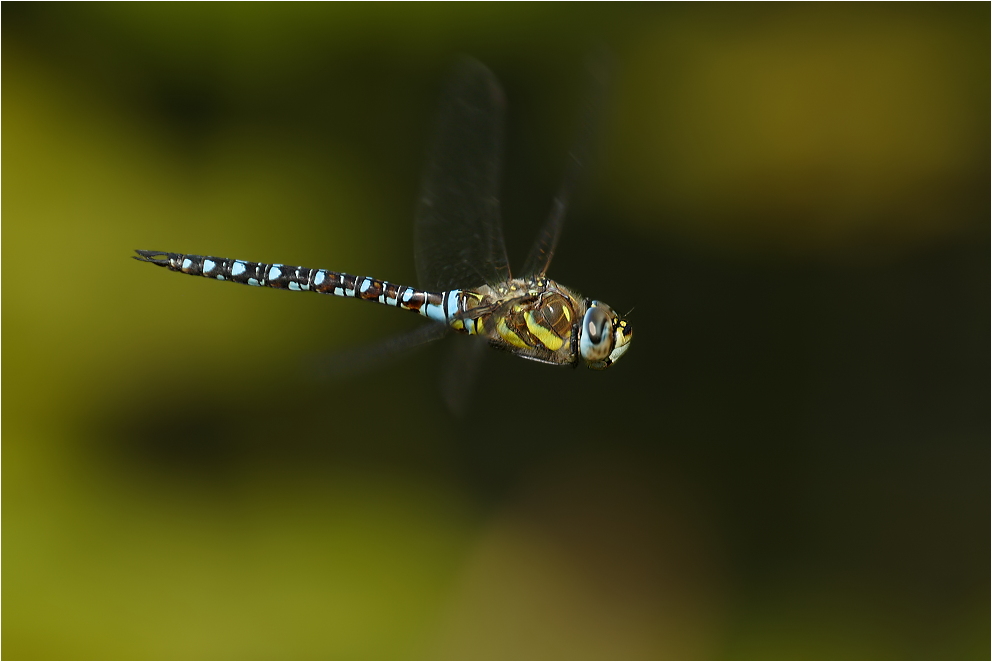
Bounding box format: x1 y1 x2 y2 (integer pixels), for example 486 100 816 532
133 250 464 324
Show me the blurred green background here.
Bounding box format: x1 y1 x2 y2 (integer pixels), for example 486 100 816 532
3 3 988 659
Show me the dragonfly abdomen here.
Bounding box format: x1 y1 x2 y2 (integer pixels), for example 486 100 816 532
133 250 463 324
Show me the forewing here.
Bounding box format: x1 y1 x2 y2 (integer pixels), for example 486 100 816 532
519 55 610 278
414 58 511 292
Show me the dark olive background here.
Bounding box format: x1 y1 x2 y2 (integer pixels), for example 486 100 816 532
3 4 988 659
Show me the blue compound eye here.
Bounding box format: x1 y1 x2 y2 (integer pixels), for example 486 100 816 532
579 305 613 364
586 307 608 344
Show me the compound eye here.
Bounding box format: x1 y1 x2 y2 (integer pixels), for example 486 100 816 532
579 305 613 364
586 306 609 345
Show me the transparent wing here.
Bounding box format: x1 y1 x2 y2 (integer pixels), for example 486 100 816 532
439 333 489 418
519 55 610 278
308 321 450 381
414 58 511 291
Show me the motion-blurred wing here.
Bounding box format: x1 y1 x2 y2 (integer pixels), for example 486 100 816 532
519 55 610 278
309 321 450 381
415 58 511 292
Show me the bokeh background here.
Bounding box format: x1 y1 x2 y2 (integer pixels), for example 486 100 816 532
3 3 988 659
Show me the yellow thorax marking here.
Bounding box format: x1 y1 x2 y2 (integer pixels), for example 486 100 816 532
525 312 564 351
497 317 530 349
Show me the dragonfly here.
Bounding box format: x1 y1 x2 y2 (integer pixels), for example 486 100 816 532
135 59 632 372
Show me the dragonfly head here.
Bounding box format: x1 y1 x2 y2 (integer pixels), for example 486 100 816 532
578 300 633 369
